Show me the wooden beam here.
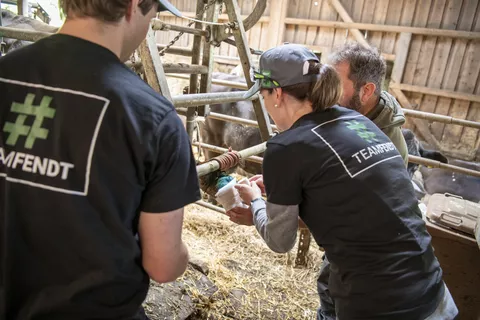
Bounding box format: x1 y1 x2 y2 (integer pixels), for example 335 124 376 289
390 88 443 151
267 0 289 48
391 33 412 83
17 0 28 16
390 82 480 104
283 18 480 41
305 44 395 61
327 0 370 48
137 27 172 102
158 12 270 24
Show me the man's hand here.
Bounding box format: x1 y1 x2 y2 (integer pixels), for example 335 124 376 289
226 206 254 226
249 174 266 195
235 183 262 204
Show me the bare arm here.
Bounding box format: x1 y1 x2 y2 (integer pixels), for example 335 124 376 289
138 208 189 283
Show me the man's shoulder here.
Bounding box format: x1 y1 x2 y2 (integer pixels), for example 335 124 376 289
112 72 176 121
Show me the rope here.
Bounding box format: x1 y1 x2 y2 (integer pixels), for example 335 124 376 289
212 148 241 171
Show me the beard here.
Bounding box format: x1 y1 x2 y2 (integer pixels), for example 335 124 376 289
345 90 363 112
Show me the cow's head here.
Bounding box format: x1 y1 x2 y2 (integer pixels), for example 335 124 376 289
402 128 448 178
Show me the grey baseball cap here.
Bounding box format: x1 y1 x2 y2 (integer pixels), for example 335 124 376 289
158 0 182 17
243 43 321 99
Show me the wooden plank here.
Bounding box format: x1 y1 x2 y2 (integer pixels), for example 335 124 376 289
391 33 413 83
412 0 447 117
381 0 404 54
432 0 476 141
315 0 337 59
283 0 299 43
402 0 433 86
328 0 370 48
389 83 480 103
332 0 354 53
370 0 390 49
361 0 377 43
352 0 366 22
445 2 480 155
259 22 270 51
267 0 289 47
392 0 417 111
281 17 480 39
461 76 480 158
294 0 312 44
305 0 323 46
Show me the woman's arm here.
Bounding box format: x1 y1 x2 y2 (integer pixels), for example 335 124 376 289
235 184 299 253
251 198 299 253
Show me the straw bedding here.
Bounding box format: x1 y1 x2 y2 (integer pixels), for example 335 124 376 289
145 204 324 320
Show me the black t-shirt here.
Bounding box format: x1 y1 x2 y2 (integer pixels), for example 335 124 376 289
263 106 443 320
0 34 200 319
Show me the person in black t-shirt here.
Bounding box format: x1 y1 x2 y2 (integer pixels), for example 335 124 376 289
0 1 200 319
226 44 458 319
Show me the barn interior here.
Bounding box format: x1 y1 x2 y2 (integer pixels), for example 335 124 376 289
1 0 480 319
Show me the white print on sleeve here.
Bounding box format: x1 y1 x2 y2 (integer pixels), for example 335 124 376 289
311 115 402 178
0 77 109 196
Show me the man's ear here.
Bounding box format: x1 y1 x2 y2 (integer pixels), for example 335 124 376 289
360 83 376 104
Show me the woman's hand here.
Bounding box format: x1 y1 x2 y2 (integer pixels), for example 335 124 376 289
226 206 254 226
235 183 262 204
249 174 266 195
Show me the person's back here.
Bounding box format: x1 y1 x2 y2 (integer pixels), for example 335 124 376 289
0 1 200 319
266 105 444 319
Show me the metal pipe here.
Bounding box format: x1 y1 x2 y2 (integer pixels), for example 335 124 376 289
195 200 226 214
403 109 480 129
186 0 205 141
172 91 259 108
151 19 208 37
167 73 248 89
156 44 193 56
192 141 264 164
196 141 267 177
208 112 279 131
125 61 208 74
0 26 51 42
408 155 480 178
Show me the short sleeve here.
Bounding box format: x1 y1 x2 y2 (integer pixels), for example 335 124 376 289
263 143 302 206
140 111 201 212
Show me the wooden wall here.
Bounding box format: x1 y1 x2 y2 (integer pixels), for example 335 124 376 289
157 0 480 161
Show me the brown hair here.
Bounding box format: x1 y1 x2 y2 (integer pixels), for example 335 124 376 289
328 42 386 96
266 61 342 112
60 0 157 22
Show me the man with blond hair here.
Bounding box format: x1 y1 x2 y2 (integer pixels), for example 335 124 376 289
0 1 200 319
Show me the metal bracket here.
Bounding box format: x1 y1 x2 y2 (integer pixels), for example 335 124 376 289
209 24 234 46
295 228 312 267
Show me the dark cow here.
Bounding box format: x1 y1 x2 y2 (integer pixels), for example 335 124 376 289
420 159 480 203
1 9 58 54
401 128 449 178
